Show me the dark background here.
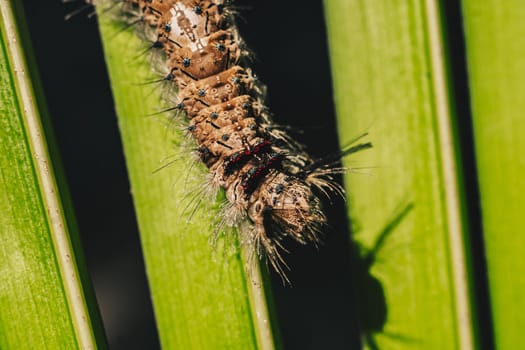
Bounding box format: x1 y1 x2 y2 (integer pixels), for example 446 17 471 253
20 1 365 349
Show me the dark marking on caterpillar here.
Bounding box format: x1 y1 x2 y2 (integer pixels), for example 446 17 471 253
84 0 372 282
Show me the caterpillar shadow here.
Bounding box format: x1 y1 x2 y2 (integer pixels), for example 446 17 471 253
352 202 415 349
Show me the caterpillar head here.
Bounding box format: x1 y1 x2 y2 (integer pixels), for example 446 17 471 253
248 177 325 248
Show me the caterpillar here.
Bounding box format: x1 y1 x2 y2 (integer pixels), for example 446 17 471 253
86 0 371 280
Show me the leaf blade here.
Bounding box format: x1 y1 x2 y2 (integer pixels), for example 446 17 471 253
0 1 105 348
460 1 525 348
323 0 477 348
95 5 276 350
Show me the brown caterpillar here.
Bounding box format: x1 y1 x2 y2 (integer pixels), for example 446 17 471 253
90 0 371 280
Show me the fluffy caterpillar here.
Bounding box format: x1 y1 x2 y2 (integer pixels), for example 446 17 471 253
83 0 371 281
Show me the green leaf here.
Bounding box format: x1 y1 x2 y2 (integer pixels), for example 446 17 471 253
324 0 478 348
0 1 106 349
460 1 525 348
95 5 276 350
